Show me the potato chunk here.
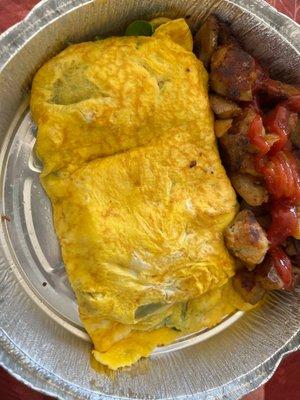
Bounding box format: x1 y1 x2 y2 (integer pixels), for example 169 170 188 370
220 132 252 172
231 173 268 206
209 94 241 118
210 44 257 101
220 108 261 173
193 15 219 67
233 270 266 305
214 119 232 138
224 209 269 266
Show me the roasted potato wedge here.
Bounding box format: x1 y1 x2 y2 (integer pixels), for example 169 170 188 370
210 44 257 101
231 107 258 137
214 118 233 138
221 133 251 172
221 141 262 177
193 15 219 67
233 270 266 304
220 108 255 169
220 107 266 172
209 94 241 118
224 209 269 266
231 173 268 206
240 154 263 177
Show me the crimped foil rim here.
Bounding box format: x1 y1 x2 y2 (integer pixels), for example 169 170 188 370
1 329 299 400
1 0 300 69
0 1 299 399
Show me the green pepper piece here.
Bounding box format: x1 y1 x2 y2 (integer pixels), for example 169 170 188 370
135 302 165 319
125 20 154 36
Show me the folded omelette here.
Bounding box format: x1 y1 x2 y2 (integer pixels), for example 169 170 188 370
30 19 248 370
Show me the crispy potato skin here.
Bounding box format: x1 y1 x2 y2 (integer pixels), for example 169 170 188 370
224 209 269 266
210 44 257 101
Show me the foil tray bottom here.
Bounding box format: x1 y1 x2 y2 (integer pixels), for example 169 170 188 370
1 98 243 351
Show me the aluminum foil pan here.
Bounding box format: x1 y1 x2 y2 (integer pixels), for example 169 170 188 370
0 1 299 399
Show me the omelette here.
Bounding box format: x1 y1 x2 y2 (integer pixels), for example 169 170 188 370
30 19 250 370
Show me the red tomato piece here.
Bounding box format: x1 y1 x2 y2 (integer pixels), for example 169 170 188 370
268 247 294 290
264 105 290 154
248 114 270 155
267 201 297 247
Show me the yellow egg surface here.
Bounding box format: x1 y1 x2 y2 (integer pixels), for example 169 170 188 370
31 19 248 371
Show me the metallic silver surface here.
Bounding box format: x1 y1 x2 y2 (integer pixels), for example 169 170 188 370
0 1 299 399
